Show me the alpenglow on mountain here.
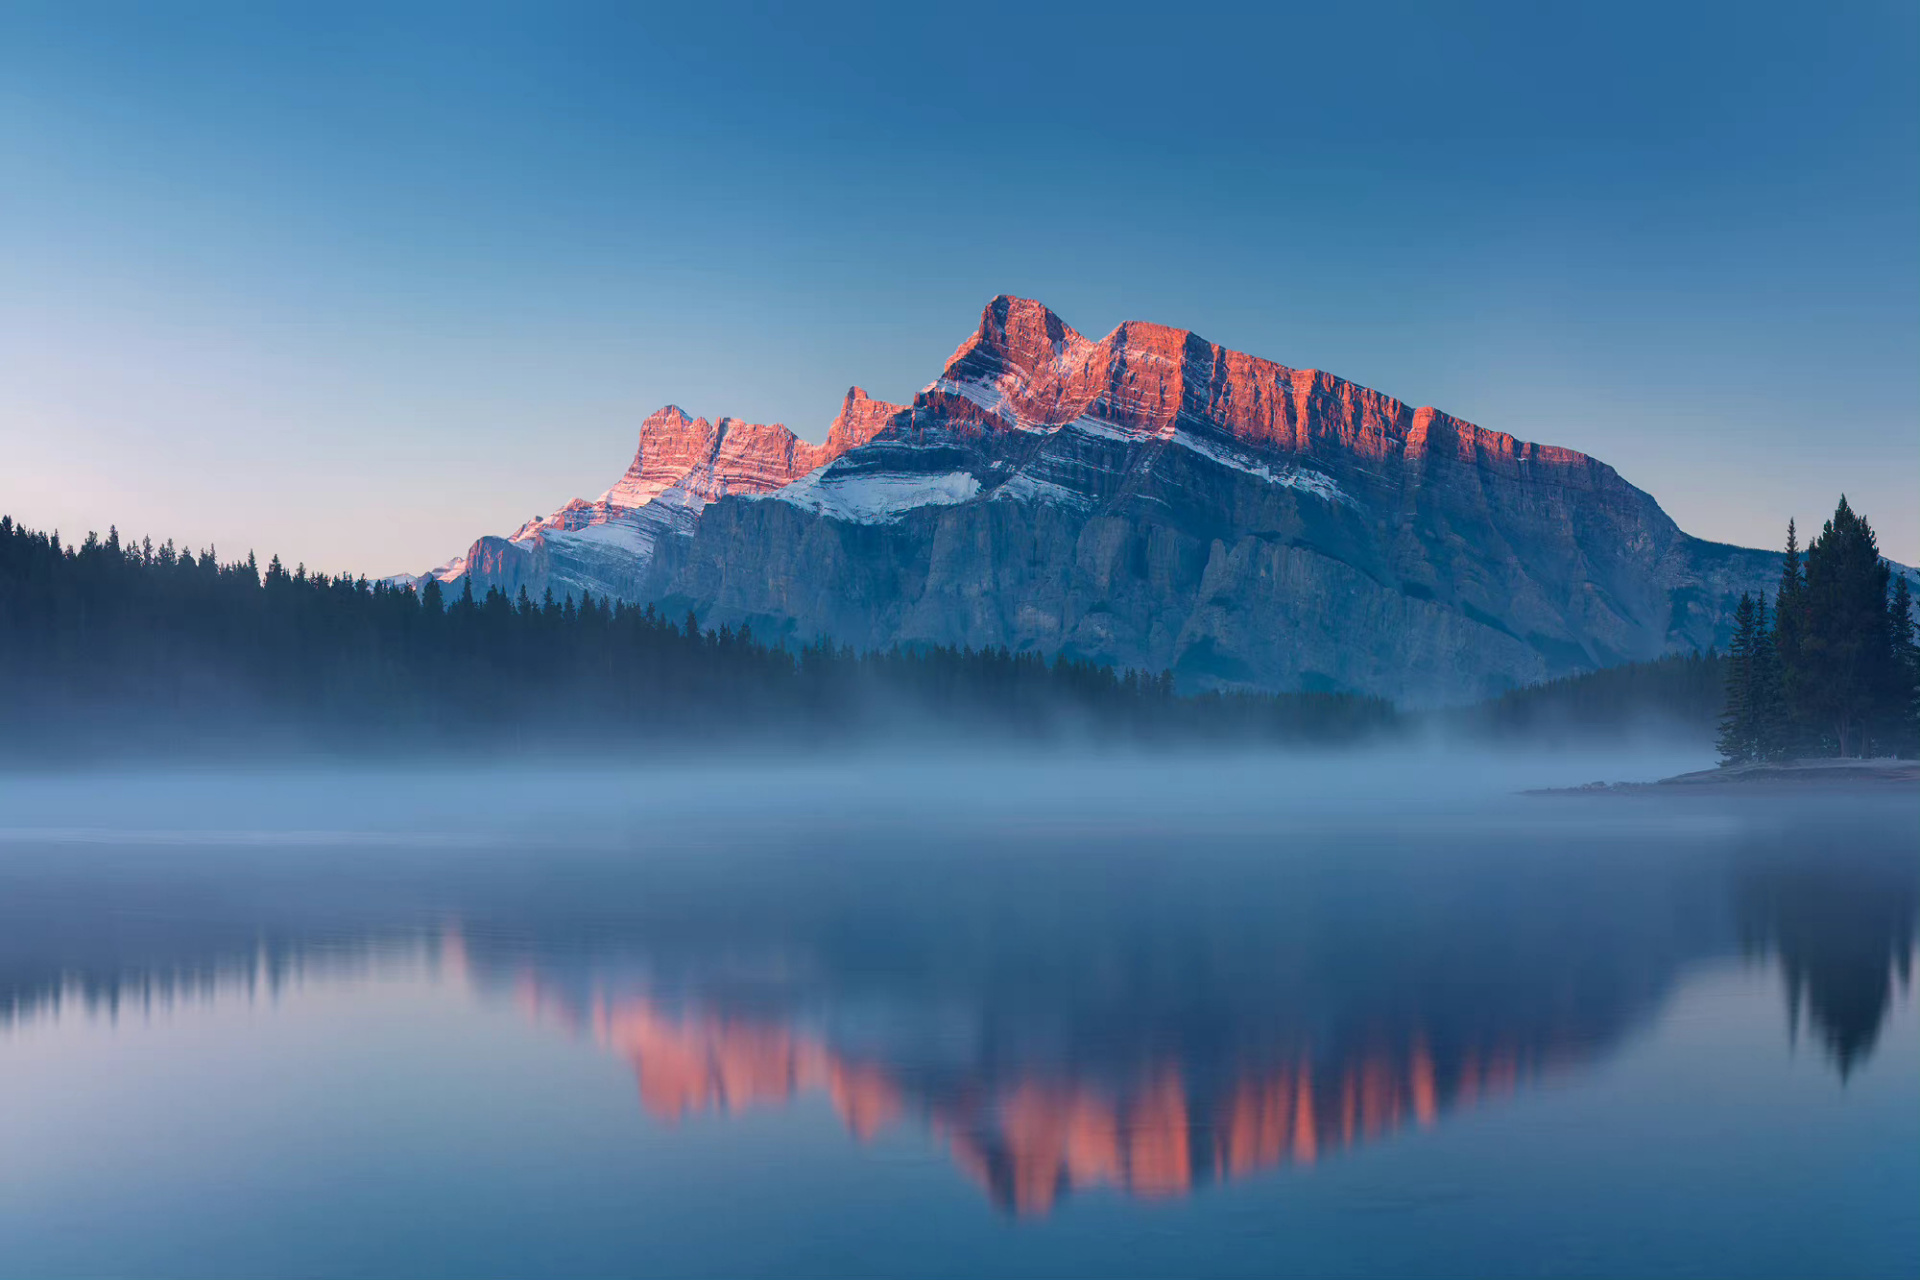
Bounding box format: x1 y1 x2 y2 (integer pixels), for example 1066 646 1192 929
410 296 1780 704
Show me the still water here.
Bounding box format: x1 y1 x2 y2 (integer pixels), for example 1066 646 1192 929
1 755 1915 1279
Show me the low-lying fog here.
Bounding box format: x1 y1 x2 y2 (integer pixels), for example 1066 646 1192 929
0 742 1720 842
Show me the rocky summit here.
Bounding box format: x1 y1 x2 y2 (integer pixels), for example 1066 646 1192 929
417 296 1782 704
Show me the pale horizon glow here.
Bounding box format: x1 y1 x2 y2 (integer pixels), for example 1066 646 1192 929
2 2 1915 576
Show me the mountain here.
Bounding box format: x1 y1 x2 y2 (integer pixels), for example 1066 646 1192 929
409 391 901 604
421 296 1782 704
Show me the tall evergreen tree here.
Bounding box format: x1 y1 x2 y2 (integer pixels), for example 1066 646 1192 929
1887 573 1919 756
1747 596 1789 760
1800 497 1891 757
1717 592 1759 763
1773 519 1809 752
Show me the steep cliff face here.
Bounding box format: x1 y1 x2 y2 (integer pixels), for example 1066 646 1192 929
433 295 1783 703
420 393 907 604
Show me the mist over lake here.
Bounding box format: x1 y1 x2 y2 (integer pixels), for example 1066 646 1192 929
2 752 1912 1279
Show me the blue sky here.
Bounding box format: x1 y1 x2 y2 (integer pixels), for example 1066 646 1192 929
3 0 1915 574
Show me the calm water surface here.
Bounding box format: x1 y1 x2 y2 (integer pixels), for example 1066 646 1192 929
1 755 1914 1279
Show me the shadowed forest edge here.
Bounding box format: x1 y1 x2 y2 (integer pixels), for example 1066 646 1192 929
2 498 1913 762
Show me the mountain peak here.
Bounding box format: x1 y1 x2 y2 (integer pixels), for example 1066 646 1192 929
928 296 1601 470
827 385 908 454
644 404 695 429
983 293 1082 342
946 295 1088 374
599 407 819 511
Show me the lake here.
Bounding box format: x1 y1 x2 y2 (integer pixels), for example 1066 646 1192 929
1 753 1914 1279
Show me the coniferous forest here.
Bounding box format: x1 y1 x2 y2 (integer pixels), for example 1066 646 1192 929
1716 498 1919 762
3 495 1912 765
1466 650 1729 742
0 515 1392 762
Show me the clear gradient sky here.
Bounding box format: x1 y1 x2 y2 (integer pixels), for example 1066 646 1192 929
3 0 1915 576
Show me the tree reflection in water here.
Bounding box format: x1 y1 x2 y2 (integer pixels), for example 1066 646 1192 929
1736 834 1917 1078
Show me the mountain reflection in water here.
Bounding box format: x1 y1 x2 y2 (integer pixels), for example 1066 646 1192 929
532 983 1573 1215
1 786 1913 1224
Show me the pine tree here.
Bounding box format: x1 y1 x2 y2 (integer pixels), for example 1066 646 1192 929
1801 496 1891 757
1773 519 1808 750
1887 573 1919 756
1718 593 1758 763
1748 596 1789 759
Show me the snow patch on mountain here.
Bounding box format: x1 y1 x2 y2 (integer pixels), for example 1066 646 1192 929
991 472 1098 510
771 469 983 523
1174 432 1358 508
549 515 658 555
926 377 1051 432
1061 413 1148 444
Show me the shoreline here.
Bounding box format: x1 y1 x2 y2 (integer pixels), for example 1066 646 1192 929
1528 757 1920 795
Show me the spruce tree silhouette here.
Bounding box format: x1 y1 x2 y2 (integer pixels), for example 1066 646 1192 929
1799 498 1893 757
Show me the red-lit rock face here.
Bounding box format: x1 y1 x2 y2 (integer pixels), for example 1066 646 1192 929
591 397 905 515
421 293 1785 701
421 389 908 605
824 386 905 455
932 294 1595 474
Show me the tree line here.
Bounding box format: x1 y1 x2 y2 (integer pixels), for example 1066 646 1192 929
0 515 1391 761
8 498 1910 763
1465 649 1726 742
1718 497 1918 763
